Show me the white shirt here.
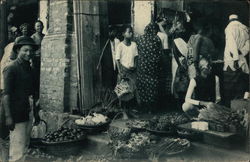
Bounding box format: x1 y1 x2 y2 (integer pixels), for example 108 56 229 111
110 38 120 70
115 41 138 69
157 32 169 49
224 20 249 73
185 76 221 106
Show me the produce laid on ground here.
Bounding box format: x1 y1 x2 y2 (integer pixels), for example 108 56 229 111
126 119 149 130
109 131 191 159
42 127 86 144
75 113 109 127
110 132 152 158
198 104 247 133
146 137 190 157
146 112 190 133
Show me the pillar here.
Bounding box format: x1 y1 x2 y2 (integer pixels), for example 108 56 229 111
73 0 108 112
40 0 77 113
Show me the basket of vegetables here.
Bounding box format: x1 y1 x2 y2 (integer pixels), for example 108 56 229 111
110 132 151 159
198 104 247 133
41 119 87 157
146 112 190 136
108 112 132 142
75 113 111 134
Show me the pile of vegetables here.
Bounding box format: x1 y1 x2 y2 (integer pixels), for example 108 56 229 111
42 128 86 143
147 112 189 132
126 119 149 129
110 131 191 159
146 137 190 158
198 104 247 132
110 132 152 158
75 113 109 126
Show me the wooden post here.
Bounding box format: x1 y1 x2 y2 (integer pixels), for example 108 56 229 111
73 0 108 113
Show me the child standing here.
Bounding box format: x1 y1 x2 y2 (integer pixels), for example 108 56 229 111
115 26 138 115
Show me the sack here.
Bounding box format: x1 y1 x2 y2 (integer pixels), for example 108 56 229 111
114 78 134 101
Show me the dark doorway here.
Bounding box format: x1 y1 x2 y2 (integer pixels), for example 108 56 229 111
107 0 131 26
11 3 39 35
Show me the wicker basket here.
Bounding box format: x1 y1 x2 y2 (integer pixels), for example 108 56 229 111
108 112 131 142
40 119 87 157
114 79 134 101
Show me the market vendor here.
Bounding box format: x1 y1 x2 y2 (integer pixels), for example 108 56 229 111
182 57 221 118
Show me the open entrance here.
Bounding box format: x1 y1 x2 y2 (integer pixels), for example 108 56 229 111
6 0 39 42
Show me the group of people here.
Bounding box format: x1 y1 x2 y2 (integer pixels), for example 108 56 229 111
101 13 249 117
101 20 171 113
0 12 249 162
0 20 44 162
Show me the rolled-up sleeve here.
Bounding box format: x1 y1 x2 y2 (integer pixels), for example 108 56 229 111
3 65 15 95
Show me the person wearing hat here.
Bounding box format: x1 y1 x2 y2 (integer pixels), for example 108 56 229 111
223 14 249 106
1 36 40 161
224 14 249 73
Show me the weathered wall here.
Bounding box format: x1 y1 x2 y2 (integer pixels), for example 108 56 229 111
132 1 154 36
39 0 49 34
40 0 77 113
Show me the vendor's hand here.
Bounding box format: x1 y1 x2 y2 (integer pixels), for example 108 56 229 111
200 101 214 108
6 116 15 131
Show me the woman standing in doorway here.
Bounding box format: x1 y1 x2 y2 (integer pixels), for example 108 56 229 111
136 23 163 113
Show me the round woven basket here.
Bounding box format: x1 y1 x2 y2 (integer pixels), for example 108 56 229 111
40 119 87 157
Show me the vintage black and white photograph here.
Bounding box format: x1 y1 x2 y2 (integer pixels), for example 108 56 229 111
0 0 249 161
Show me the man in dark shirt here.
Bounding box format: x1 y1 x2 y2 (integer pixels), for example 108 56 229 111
1 36 40 161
